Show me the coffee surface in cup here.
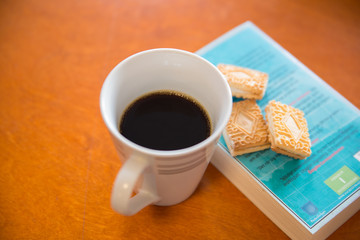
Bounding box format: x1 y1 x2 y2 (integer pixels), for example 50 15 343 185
119 90 211 150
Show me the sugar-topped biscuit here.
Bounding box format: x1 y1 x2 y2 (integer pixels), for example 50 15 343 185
223 100 270 156
218 64 268 99
265 100 311 159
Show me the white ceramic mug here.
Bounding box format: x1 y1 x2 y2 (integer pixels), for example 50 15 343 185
100 48 232 216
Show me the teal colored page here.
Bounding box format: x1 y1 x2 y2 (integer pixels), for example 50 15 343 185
198 22 360 228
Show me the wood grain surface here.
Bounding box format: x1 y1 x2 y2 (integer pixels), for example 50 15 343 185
0 0 359 239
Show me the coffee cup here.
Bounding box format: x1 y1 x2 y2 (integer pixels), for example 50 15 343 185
100 48 232 215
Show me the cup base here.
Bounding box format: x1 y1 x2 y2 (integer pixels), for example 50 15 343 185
152 187 197 206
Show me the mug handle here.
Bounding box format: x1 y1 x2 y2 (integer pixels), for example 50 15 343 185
111 155 160 216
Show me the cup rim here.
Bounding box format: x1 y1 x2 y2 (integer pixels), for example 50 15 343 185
100 48 232 157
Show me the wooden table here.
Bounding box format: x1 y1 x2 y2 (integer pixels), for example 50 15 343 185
1 0 359 239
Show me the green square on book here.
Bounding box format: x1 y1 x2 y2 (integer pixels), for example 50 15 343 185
324 166 360 195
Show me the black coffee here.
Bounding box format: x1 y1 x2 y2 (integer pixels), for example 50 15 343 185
119 91 211 150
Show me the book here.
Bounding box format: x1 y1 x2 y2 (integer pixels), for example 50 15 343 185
196 21 360 240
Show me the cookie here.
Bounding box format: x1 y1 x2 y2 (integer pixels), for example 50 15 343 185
223 99 270 156
217 64 268 99
265 100 311 159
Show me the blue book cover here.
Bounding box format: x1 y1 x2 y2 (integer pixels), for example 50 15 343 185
197 21 360 231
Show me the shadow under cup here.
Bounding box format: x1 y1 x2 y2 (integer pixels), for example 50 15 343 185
100 48 232 207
